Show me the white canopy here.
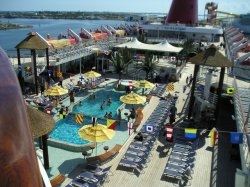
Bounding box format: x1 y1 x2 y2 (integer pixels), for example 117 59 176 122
116 38 182 53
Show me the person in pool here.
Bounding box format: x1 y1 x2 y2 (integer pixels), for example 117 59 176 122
107 97 112 104
107 112 112 118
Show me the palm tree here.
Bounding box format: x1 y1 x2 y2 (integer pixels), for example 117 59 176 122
108 51 127 79
119 47 134 73
179 39 197 62
138 34 147 43
138 53 158 81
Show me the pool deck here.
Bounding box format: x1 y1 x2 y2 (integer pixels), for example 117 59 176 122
58 63 215 187
45 60 246 186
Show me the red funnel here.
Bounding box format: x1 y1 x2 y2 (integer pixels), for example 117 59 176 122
166 0 198 25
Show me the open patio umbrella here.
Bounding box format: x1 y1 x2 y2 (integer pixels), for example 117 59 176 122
83 70 101 79
44 85 68 96
78 123 115 155
120 92 146 105
132 80 155 89
133 80 155 95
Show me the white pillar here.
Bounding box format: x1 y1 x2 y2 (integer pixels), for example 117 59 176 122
204 69 213 100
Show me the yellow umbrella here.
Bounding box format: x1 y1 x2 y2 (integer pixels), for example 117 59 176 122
83 70 101 78
120 93 146 105
78 124 115 155
132 80 155 89
78 124 115 142
44 85 68 96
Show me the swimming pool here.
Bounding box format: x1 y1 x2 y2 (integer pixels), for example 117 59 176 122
49 87 124 145
73 89 123 119
50 115 108 144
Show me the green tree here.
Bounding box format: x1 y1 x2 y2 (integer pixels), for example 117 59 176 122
137 34 147 43
119 46 134 73
108 51 127 79
179 39 197 62
138 53 158 80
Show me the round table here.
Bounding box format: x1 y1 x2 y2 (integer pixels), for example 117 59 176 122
82 151 88 159
89 144 96 153
103 146 109 152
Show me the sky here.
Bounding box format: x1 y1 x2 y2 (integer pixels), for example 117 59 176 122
1 0 250 15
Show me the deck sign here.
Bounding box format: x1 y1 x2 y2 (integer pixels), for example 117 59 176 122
145 124 154 132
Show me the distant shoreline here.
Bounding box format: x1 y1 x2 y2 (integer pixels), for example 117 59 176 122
0 23 33 30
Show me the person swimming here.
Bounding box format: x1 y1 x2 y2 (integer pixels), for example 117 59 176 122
107 112 112 118
107 97 112 104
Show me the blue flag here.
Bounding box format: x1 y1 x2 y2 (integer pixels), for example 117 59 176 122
230 132 243 144
185 128 197 139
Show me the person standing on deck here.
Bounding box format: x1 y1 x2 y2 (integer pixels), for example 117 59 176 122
117 109 122 126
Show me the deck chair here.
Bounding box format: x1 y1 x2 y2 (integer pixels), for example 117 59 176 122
77 171 98 183
172 147 196 155
164 167 192 185
118 159 138 173
170 152 196 160
71 177 97 187
126 147 145 156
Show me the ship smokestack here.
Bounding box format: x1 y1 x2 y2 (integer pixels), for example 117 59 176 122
166 0 198 26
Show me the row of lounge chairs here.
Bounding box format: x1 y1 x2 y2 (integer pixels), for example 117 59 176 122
118 99 176 174
150 84 167 97
163 120 198 185
66 165 112 187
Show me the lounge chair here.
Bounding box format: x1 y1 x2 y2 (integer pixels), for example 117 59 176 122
124 153 142 161
129 142 152 151
118 159 139 173
172 147 196 155
126 147 145 156
77 171 98 183
70 178 96 187
168 157 193 167
170 152 196 160
166 163 193 173
85 165 112 175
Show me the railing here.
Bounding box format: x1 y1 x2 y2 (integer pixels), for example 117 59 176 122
233 77 250 173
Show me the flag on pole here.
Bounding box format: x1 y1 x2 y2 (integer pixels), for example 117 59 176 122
230 132 243 144
129 80 133 91
92 117 97 126
75 114 84 124
107 119 116 130
128 122 133 135
209 128 218 147
184 128 197 139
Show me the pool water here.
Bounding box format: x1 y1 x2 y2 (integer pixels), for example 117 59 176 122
49 87 124 145
73 89 123 119
50 115 108 144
